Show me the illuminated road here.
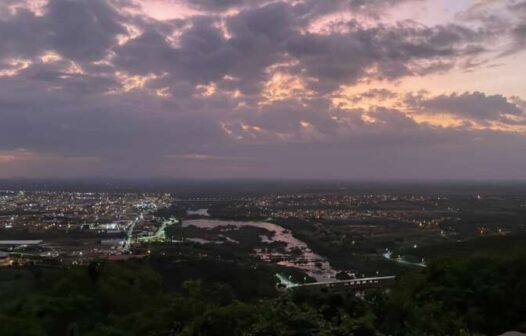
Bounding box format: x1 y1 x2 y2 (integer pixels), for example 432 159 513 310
123 214 143 252
138 218 178 243
382 249 426 267
276 273 298 288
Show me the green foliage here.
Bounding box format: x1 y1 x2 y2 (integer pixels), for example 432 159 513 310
377 255 526 336
1 253 525 335
0 314 46 336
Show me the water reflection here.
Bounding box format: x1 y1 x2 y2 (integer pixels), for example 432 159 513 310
186 209 210 216
183 219 337 281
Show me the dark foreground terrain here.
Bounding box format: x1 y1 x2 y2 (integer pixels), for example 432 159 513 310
1 234 526 336
1 181 526 335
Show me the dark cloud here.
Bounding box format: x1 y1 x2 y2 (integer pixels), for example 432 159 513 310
114 29 175 75
227 2 297 41
508 1 526 54
0 7 46 59
0 0 525 179
181 0 421 16
290 0 424 22
0 72 228 159
114 19 245 86
114 3 291 89
186 0 245 11
462 0 526 56
45 0 126 62
0 0 125 62
286 22 485 92
407 91 525 124
113 0 490 96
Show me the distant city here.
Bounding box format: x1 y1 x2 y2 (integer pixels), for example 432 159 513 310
2 0 526 333
2 181 525 278
1 180 525 335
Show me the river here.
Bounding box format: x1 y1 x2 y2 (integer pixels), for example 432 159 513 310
183 219 337 281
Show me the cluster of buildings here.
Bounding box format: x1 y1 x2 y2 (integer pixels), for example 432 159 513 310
0 190 172 232
223 193 455 224
0 190 175 266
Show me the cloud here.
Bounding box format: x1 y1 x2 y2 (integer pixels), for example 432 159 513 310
45 0 126 62
407 91 525 125
173 0 422 16
0 0 126 63
507 1 526 54
0 0 525 179
184 0 245 11
0 6 46 59
461 0 526 56
111 2 491 97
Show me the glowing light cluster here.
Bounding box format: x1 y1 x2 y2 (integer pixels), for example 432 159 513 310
0 59 31 77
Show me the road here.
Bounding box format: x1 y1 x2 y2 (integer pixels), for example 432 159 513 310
123 215 142 252
137 217 178 243
382 249 426 267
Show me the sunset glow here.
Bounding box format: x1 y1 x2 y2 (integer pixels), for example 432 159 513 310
0 0 525 179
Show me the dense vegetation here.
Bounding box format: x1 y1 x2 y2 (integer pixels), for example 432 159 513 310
1 247 525 336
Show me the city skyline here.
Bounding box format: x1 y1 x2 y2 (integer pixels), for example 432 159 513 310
1 0 526 179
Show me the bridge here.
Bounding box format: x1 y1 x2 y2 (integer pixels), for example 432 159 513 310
283 275 396 291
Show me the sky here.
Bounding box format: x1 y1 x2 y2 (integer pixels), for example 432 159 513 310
0 0 525 180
